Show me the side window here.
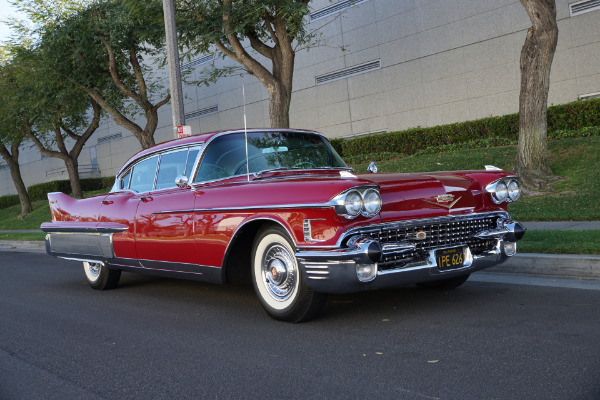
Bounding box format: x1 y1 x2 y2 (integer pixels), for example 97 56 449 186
185 149 199 177
119 170 131 190
194 134 246 182
129 156 159 193
155 150 188 190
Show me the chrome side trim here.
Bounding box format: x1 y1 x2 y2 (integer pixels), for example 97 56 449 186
41 223 128 234
303 219 326 242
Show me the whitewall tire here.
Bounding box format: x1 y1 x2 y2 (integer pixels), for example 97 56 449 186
252 226 326 322
83 261 121 290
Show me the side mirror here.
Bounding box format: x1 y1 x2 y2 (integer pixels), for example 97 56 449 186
175 175 189 188
367 161 378 173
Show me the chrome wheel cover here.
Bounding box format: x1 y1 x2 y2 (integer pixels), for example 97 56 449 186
84 262 101 281
261 243 297 302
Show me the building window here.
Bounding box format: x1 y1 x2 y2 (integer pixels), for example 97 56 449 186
579 92 600 100
181 55 213 71
98 133 122 145
569 0 600 16
310 0 370 21
185 105 219 121
316 60 381 85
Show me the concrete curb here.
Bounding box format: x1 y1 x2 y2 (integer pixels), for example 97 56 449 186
2 241 598 280
493 253 600 279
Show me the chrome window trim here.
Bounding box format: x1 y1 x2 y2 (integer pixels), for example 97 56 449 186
112 145 203 194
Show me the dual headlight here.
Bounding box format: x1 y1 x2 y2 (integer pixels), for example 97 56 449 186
486 177 521 204
333 187 382 219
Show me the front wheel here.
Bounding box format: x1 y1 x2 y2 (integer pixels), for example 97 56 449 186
416 273 471 290
83 261 121 290
252 226 327 322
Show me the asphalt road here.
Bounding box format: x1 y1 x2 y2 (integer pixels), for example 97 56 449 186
1 252 600 400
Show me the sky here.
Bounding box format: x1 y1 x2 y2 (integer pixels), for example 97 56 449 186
0 0 23 42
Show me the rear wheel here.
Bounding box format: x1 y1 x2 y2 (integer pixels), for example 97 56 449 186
417 273 470 290
83 261 121 290
252 226 326 322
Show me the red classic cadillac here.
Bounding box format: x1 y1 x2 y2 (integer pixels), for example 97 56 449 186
42 129 525 322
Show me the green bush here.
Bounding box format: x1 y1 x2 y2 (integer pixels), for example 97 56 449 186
336 98 600 158
0 194 20 209
0 176 116 209
27 180 72 202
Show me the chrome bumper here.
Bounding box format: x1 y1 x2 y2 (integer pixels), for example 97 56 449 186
295 218 525 294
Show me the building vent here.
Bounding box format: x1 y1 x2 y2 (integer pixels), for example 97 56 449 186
316 60 381 85
569 0 600 16
310 0 369 21
181 55 213 71
579 92 600 100
98 133 122 145
185 105 218 120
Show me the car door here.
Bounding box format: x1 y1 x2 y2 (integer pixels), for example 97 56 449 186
100 165 146 263
135 148 201 271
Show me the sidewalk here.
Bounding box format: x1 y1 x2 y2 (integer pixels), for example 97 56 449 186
1 222 598 279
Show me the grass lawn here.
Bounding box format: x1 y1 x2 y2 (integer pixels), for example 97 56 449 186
0 200 51 231
349 136 600 221
518 230 600 255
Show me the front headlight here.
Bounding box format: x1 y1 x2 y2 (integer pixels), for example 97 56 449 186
362 189 382 216
507 179 521 202
332 186 382 219
486 177 521 204
344 190 363 217
495 180 508 202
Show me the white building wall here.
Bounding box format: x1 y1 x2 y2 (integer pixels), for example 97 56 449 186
1 0 599 195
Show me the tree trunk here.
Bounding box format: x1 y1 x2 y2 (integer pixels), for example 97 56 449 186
268 47 294 129
515 0 558 190
64 157 83 199
268 84 291 128
0 144 33 218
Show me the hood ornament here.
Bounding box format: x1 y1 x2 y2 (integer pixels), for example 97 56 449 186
423 194 462 209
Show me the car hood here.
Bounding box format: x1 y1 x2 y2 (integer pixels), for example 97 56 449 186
360 172 485 221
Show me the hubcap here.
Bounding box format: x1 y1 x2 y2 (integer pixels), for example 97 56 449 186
86 262 101 279
262 243 296 302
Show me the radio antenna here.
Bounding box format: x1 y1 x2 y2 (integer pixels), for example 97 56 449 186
243 84 250 182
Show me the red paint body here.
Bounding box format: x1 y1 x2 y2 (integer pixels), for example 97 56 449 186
44 130 514 273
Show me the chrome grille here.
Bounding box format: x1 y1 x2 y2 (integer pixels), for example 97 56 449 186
348 213 504 270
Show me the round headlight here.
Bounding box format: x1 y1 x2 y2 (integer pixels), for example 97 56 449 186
507 179 521 202
344 190 363 217
494 180 508 203
362 189 382 216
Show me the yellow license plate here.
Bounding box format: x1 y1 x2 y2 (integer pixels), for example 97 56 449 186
436 247 465 270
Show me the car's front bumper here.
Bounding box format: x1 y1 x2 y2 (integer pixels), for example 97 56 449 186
295 214 525 294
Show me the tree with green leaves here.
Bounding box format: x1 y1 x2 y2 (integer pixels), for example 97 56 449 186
16 0 171 149
176 0 312 128
515 0 558 190
0 49 33 217
6 44 102 199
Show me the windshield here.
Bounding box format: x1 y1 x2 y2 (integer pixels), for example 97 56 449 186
194 131 347 182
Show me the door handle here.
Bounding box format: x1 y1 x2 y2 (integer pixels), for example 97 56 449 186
101 200 114 205
140 197 153 203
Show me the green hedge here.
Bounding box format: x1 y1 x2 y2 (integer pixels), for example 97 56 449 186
0 176 115 209
0 194 20 209
332 98 600 158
